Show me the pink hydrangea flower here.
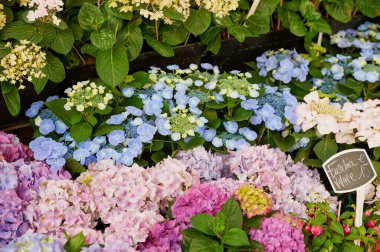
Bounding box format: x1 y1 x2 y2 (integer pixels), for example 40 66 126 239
250 216 305 252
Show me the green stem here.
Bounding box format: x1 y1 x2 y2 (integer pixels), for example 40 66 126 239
256 124 266 145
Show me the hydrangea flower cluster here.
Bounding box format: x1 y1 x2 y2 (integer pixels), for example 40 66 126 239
0 147 70 247
0 131 33 163
175 145 337 218
330 21 380 60
256 49 310 83
226 145 338 217
171 183 230 222
0 4 6 30
249 215 305 252
27 158 198 249
296 91 380 148
247 86 299 131
235 185 272 218
64 81 113 112
26 0 64 26
0 40 46 88
195 0 239 17
108 0 238 24
348 56 380 83
138 219 188 252
2 233 64 252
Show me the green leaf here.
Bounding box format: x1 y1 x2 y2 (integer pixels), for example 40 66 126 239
342 242 364 252
90 29 116 50
313 138 338 163
189 238 223 252
371 160 380 176
300 0 315 17
39 25 57 46
2 21 43 43
104 2 133 19
1 82 20 116
190 214 215 235
44 51 66 83
312 234 327 248
65 158 86 175
310 19 332 34
64 232 86 252
178 137 205 150
273 132 296 152
311 214 327 226
163 7 185 21
290 19 307 37
221 198 243 230
145 36 174 57
330 233 344 243
45 99 82 127
184 8 212 36
256 0 280 15
162 24 188 45
304 158 322 167
50 28 74 55
324 0 354 23
227 23 248 43
224 107 253 122
96 45 129 86
206 101 226 109
70 122 93 144
374 147 380 160
330 221 344 236
151 151 166 163
182 228 214 240
32 77 48 95
355 0 380 18
78 3 105 31
246 12 270 36
206 36 221 55
70 23 83 41
0 42 11 58
222 228 250 247
93 123 124 136
124 25 143 61
81 44 99 57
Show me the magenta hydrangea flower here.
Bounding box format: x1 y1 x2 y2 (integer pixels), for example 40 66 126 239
138 219 189 252
171 183 229 223
0 131 33 163
250 216 306 252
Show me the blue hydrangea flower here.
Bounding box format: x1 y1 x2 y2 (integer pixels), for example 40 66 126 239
73 148 91 165
107 112 129 125
203 129 216 142
29 137 68 171
126 106 142 116
108 130 125 146
239 127 257 141
46 96 59 102
122 87 134 97
241 99 258 110
223 121 238 134
167 64 180 71
55 120 68 134
25 101 44 117
39 119 55 135
212 137 223 148
137 123 157 142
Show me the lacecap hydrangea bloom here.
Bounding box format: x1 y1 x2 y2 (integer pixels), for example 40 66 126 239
0 40 46 88
2 233 64 252
195 0 239 17
249 215 305 252
256 49 310 83
26 0 64 26
296 91 380 148
64 81 113 112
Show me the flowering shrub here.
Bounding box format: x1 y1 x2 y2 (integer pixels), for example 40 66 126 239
26 65 302 168
0 40 46 88
0 131 70 247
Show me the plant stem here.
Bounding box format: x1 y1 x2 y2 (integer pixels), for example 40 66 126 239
155 20 159 40
73 46 86 64
246 0 261 20
277 0 283 30
184 32 191 45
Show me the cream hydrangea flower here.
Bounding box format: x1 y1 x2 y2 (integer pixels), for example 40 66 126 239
26 0 64 25
195 0 239 17
0 40 46 88
64 81 114 112
0 4 6 30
